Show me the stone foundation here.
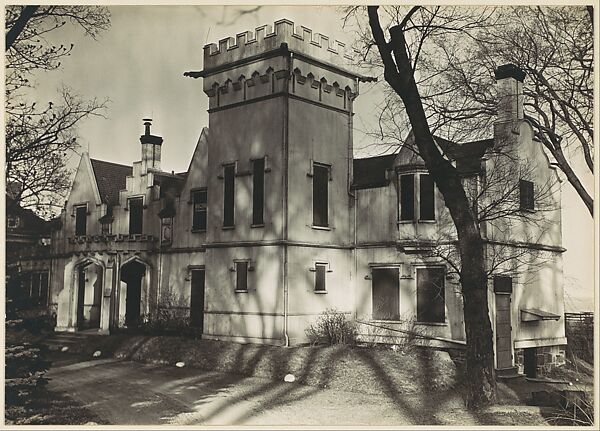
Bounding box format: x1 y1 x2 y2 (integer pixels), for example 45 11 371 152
515 345 566 376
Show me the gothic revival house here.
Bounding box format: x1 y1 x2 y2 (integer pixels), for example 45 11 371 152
45 20 567 377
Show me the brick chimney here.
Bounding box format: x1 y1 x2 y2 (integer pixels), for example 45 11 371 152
140 118 163 173
494 63 526 123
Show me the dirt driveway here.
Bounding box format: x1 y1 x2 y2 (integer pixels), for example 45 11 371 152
45 354 548 426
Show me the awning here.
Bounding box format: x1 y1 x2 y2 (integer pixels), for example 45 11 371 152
521 308 561 322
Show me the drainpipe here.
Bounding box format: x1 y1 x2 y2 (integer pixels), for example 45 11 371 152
282 44 291 347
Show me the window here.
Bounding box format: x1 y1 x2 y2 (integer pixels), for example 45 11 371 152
313 163 330 227
252 158 265 226
223 164 235 227
419 174 435 220
315 263 327 292
23 271 49 307
493 276 513 294
519 179 534 211
128 198 144 235
235 261 248 292
192 188 207 231
75 205 87 236
399 174 415 221
399 173 435 221
101 222 112 235
417 267 446 323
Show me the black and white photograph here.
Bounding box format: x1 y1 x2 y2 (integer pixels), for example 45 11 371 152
3 3 598 427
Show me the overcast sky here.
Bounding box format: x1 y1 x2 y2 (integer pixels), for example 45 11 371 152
23 5 595 311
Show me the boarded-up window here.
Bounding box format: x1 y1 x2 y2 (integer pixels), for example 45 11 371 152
235 261 248 291
315 263 327 292
75 205 87 236
252 158 265 225
399 174 415 221
417 268 446 323
192 188 207 231
129 198 144 235
372 268 400 320
223 165 235 227
313 163 329 227
419 174 435 220
519 179 534 211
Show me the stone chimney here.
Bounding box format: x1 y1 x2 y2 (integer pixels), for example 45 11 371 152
494 63 526 123
140 118 163 173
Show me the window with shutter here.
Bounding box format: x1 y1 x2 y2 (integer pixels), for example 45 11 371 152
252 158 265 226
223 165 235 227
128 198 144 235
313 163 330 227
192 188 207 231
417 267 446 323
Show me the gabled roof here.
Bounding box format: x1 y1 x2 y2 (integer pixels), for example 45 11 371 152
90 159 132 206
436 137 494 175
352 153 397 190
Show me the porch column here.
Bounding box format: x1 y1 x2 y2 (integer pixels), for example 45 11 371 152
100 256 115 333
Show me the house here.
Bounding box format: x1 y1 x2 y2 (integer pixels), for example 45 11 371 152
45 20 566 377
5 185 55 314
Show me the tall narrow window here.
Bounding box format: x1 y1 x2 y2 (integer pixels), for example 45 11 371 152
192 188 207 231
223 164 235 227
519 179 534 211
39 271 49 307
399 174 415 221
315 263 327 292
252 158 265 226
313 163 329 227
235 261 248 292
417 267 446 323
419 174 435 220
75 205 87 236
129 197 144 235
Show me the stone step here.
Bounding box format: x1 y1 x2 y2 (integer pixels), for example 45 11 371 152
496 366 525 380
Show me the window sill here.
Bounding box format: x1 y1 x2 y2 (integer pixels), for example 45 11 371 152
313 290 328 294
415 321 448 326
222 226 235 230
519 208 536 213
234 290 248 293
311 225 331 231
251 223 265 228
191 229 206 233
417 219 436 223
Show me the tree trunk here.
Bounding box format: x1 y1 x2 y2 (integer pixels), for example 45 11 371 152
368 6 497 407
550 145 593 216
5 6 39 51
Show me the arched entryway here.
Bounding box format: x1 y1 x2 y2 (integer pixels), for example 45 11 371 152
120 259 146 328
75 261 103 330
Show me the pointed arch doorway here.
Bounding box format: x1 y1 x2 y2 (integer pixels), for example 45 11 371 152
120 259 146 328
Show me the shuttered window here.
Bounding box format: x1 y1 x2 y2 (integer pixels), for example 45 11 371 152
75 205 87 236
315 263 327 292
519 179 534 211
235 261 248 292
223 165 235 227
192 188 207 231
252 158 265 226
417 268 446 323
313 163 329 227
419 174 435 220
129 198 144 235
399 174 415 221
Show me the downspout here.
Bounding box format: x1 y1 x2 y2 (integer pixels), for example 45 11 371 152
282 45 291 347
349 78 358 320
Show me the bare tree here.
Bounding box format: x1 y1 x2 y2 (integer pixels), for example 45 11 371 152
5 5 110 216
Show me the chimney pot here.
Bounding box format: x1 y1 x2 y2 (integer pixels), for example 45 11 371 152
143 118 152 135
494 64 526 83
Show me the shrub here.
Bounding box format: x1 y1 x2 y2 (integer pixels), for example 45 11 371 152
5 342 51 408
305 308 358 346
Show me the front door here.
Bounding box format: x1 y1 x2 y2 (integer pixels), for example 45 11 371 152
372 268 400 320
495 293 513 369
190 269 205 332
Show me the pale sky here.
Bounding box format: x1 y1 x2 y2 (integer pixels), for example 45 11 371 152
21 5 595 311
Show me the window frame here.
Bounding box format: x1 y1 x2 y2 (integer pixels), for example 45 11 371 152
397 170 436 223
311 161 331 229
398 173 415 222
419 173 435 221
252 158 265 227
234 260 250 293
312 262 330 293
415 266 447 325
191 187 208 232
223 163 236 229
128 197 144 235
74 204 88 237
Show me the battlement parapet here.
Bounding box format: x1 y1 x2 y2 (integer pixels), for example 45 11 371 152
203 19 360 72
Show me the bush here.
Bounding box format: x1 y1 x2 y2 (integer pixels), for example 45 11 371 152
138 308 200 338
5 342 51 408
305 308 358 346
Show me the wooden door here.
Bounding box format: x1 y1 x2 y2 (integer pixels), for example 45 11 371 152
190 269 205 332
495 294 513 369
372 268 399 320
